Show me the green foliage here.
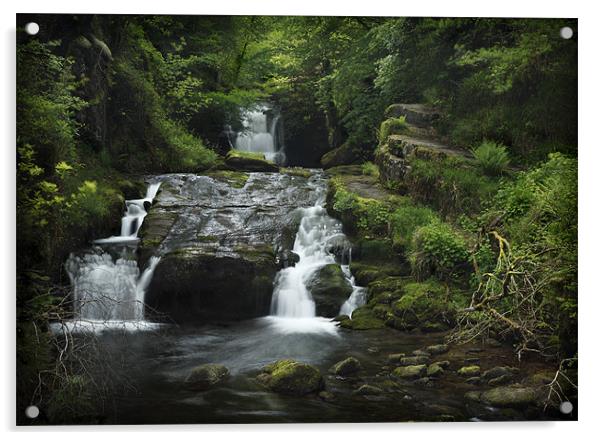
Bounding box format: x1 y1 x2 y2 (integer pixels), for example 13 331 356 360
390 201 438 251
361 161 379 177
406 156 500 217
472 140 511 176
378 116 408 144
410 220 470 281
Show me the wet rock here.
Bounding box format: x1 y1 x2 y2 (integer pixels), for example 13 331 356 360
392 364 427 380
425 344 449 355
488 374 514 386
412 349 430 357
185 364 230 391
318 391 336 402
458 366 481 377
225 150 279 172
387 353 405 365
414 377 436 388
480 386 538 408
525 371 556 386
465 357 480 364
306 264 353 317
256 359 324 396
466 376 481 385
354 384 383 396
481 366 519 382
277 249 300 268
427 363 445 377
397 355 430 367
331 357 362 376
143 173 322 323
367 347 380 354
464 391 482 402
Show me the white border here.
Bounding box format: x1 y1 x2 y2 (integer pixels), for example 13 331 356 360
2 1 599 438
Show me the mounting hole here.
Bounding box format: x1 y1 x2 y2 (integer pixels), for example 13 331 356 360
560 26 573 39
559 400 573 414
24 22 40 35
25 405 39 419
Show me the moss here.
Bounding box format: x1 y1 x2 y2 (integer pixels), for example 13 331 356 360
379 116 408 144
257 359 324 396
457 365 481 377
207 170 250 188
392 364 427 380
367 276 408 300
225 150 279 172
280 167 312 178
339 305 386 330
391 279 457 331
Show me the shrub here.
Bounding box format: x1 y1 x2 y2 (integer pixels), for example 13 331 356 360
410 221 470 281
472 140 510 176
378 116 408 144
390 201 438 251
361 161 379 178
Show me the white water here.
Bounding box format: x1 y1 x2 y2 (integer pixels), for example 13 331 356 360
94 182 161 244
62 182 163 331
235 105 285 165
269 181 366 329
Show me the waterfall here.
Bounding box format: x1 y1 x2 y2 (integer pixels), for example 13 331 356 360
63 182 162 328
95 182 161 245
235 105 286 165
270 178 365 321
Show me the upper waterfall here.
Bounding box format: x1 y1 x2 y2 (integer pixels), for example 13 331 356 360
235 104 285 165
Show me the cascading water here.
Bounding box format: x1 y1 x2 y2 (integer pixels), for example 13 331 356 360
235 104 286 165
61 182 162 330
268 176 365 332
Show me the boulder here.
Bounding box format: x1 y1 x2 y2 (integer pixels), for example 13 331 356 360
185 364 229 391
225 150 279 172
392 365 427 380
384 104 440 128
320 143 363 169
338 305 385 330
354 384 383 396
425 344 449 355
398 356 430 367
481 366 519 382
256 359 324 396
480 386 538 408
387 353 405 365
331 357 362 376
142 173 320 323
427 363 445 377
306 264 353 317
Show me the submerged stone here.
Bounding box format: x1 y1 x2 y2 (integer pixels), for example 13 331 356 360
185 364 230 391
331 356 362 376
392 364 427 380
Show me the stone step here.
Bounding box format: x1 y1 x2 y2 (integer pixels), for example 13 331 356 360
385 103 440 129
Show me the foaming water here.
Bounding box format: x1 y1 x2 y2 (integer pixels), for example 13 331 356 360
261 316 339 336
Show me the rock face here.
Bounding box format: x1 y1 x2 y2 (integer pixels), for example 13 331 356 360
141 172 324 323
185 364 230 391
306 264 353 316
256 359 324 396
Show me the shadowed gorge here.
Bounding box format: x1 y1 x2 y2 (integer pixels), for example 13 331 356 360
16 14 577 425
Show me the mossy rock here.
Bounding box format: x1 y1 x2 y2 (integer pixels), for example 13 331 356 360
185 364 230 391
354 384 383 396
306 264 353 317
206 170 250 188
338 305 385 330
368 291 402 307
225 150 279 172
457 365 481 377
425 344 449 355
367 276 408 301
392 364 427 380
480 386 539 408
391 280 456 331
398 355 430 367
330 357 362 376
481 366 519 382
256 359 324 396
349 261 403 286
320 143 362 169
427 363 445 377
280 167 312 178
